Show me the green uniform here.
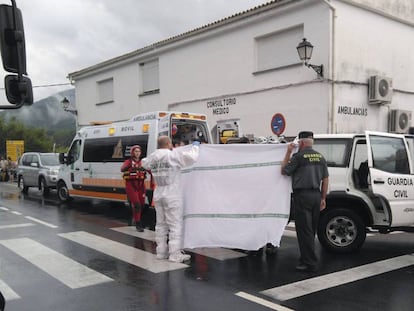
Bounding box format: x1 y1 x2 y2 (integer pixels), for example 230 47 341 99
283 147 329 269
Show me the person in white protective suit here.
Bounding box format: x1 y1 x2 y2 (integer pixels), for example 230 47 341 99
141 136 200 263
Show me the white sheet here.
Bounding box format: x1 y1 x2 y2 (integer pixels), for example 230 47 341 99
181 143 291 250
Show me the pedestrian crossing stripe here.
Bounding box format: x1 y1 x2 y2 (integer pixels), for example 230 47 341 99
59 231 188 273
0 238 113 289
0 223 35 230
261 253 414 301
235 292 294 311
110 225 300 260
24 216 58 228
111 226 248 260
110 225 302 258
0 278 20 301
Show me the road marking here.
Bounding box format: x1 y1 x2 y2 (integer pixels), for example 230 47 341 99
367 231 404 237
0 238 113 289
236 292 294 311
59 231 188 273
191 247 247 260
111 226 157 240
11 211 22 215
261 253 414 301
282 230 296 238
111 226 247 260
0 223 35 230
0 207 9 211
25 216 58 228
0 278 20 300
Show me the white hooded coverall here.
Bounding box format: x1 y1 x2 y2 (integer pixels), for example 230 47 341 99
142 145 199 257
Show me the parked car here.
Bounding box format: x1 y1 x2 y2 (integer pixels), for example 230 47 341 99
16 152 60 196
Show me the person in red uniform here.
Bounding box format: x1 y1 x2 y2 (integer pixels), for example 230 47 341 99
121 145 153 232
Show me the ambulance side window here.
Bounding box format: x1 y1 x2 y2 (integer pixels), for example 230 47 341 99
83 135 149 162
67 140 81 165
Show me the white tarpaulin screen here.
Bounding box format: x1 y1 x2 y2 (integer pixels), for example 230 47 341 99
181 143 291 250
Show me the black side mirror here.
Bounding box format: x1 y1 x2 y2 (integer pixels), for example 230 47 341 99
0 3 26 73
5 74 33 105
58 153 66 164
0 1 32 109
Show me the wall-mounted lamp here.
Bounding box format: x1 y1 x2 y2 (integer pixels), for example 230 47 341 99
296 38 323 78
61 97 77 115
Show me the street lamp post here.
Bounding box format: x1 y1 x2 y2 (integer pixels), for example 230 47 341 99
61 97 77 115
296 38 323 78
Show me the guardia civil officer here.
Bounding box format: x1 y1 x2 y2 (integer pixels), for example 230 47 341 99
281 131 329 272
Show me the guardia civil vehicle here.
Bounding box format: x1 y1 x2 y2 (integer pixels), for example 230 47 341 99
313 131 414 253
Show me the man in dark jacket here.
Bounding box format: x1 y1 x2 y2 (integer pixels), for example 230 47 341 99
281 131 329 272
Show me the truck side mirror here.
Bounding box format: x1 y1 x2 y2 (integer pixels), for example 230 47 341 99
0 3 26 73
4 74 33 105
0 1 33 109
59 153 66 164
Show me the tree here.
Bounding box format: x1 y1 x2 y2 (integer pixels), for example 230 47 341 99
0 116 55 156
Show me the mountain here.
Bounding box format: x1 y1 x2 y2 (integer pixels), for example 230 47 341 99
0 88 76 131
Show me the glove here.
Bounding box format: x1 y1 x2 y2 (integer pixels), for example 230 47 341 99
192 141 200 146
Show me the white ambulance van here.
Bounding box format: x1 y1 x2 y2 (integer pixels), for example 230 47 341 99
57 111 211 203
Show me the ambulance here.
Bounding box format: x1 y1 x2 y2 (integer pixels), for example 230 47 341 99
56 111 211 203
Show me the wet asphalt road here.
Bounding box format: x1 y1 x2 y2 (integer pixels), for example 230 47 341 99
0 182 414 311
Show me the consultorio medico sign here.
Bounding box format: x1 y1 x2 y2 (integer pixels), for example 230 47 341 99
206 97 236 115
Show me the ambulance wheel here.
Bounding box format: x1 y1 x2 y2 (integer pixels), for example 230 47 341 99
57 181 72 202
317 208 366 253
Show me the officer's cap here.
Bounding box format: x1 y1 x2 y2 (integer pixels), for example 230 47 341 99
298 131 314 139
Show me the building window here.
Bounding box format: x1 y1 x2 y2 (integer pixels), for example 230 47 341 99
255 25 303 72
140 59 159 95
96 78 114 104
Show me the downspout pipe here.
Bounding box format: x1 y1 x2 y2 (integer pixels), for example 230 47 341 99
321 0 336 133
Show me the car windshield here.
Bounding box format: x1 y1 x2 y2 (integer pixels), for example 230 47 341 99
40 154 59 166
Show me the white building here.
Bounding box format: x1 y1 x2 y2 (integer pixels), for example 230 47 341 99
68 0 414 138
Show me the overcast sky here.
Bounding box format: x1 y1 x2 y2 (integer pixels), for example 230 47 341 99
1 0 269 103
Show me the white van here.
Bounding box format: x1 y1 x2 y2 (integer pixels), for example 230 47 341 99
57 111 211 203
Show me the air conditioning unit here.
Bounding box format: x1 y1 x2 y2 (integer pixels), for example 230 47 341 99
389 109 412 133
368 76 393 104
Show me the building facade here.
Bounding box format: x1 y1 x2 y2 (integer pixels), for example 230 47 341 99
68 0 414 138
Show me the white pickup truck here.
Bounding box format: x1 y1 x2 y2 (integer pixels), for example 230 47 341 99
313 131 414 253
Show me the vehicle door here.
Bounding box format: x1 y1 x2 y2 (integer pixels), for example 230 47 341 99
158 114 170 138
366 131 414 226
28 154 39 185
64 139 83 189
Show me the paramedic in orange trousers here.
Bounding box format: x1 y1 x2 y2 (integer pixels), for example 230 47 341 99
121 145 153 232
